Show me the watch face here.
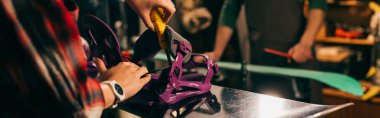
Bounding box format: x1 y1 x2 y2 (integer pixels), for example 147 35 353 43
115 84 124 95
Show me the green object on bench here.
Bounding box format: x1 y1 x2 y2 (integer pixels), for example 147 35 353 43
151 52 363 96
217 62 363 96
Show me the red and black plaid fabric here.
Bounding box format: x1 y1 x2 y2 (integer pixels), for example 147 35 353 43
0 0 104 117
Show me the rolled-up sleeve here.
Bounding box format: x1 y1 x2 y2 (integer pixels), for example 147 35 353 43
309 0 328 12
0 0 104 117
218 0 244 29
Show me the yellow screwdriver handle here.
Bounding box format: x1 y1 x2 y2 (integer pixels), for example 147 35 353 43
150 8 167 49
362 86 380 100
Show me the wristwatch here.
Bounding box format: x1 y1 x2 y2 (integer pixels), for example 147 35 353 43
102 80 125 108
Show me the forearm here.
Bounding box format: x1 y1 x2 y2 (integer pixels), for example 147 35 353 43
101 83 116 108
212 0 241 58
300 9 325 47
214 26 234 57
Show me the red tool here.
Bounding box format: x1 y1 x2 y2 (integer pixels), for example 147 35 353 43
264 48 292 59
335 28 362 39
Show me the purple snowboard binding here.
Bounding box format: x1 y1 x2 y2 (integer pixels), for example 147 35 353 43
80 15 130 78
81 14 219 107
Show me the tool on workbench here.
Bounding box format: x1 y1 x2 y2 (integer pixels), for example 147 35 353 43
362 86 380 100
367 1 380 79
362 1 380 100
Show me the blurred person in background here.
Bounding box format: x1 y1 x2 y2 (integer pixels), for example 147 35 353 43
204 0 327 101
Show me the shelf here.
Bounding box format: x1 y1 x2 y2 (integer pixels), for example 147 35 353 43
316 37 374 46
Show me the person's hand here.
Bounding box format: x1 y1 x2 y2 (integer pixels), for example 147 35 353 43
126 0 176 31
204 51 222 62
288 43 313 63
94 58 151 100
194 51 221 63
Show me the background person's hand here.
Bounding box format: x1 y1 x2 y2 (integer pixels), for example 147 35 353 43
94 58 151 100
288 43 313 63
127 0 176 31
194 51 221 63
204 51 222 62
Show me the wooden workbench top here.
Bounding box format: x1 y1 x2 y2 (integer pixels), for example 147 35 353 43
323 81 380 103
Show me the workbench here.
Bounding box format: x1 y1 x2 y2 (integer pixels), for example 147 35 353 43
119 85 353 118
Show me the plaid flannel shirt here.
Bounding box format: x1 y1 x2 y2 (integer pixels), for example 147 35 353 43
0 0 104 117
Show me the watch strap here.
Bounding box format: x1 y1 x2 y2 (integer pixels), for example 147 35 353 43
102 80 125 108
